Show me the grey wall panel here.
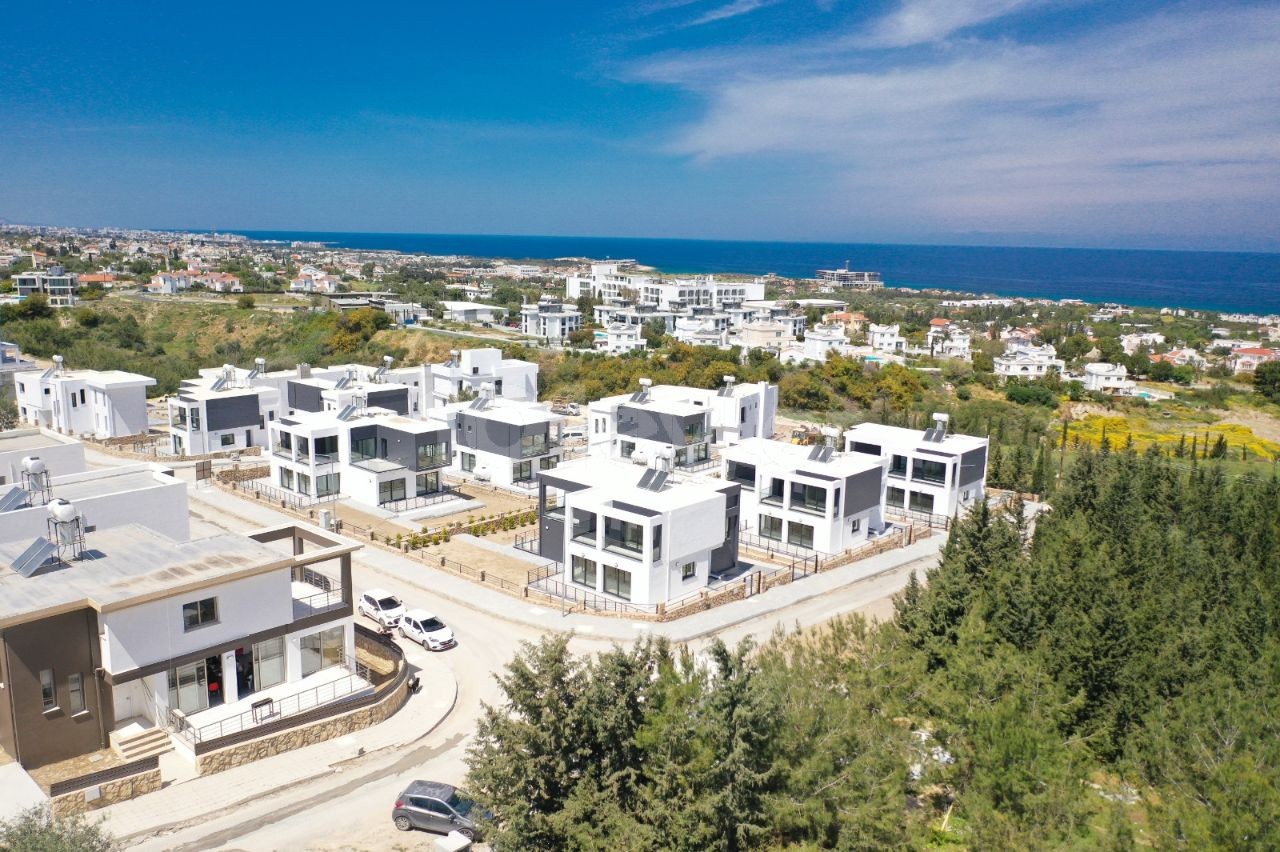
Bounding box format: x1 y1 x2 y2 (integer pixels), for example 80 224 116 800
456 412 545 457
615 405 700 446
206 393 262 431
959 446 988 487
843 467 884 516
287 381 323 413
539 517 565 563
366 388 409 416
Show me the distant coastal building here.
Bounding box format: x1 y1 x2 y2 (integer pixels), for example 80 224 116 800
520 297 583 342
15 266 78 307
815 264 883 290
566 260 763 310
995 343 1065 381
1082 362 1135 395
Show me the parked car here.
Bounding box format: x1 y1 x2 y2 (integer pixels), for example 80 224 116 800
393 781 481 839
358 589 405 628
399 609 456 651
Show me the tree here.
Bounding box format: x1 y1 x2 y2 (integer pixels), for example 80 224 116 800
641 318 667 349
0 397 17 431
236 294 255 310
1255 361 1280 403
0 804 119 851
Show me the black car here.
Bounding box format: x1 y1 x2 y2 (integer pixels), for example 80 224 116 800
392 780 481 839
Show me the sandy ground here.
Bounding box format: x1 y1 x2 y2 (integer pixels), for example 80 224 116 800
421 538 543 588
1222 405 1280 443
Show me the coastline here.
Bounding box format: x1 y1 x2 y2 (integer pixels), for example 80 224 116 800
230 229 1280 315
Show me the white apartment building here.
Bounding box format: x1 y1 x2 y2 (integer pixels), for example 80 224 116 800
927 321 971 360
1082 362 1135 394
815 267 884 289
534 457 741 607
672 317 731 349
1229 347 1279 374
15 356 156 438
267 407 452 510
844 415 988 519
439 301 503 324
596 323 646 355
731 320 796 353
438 389 566 489
781 323 854 365
169 364 281 455
723 438 886 555
14 266 78 307
428 348 538 406
1120 332 1166 355
520 298 582 342
592 303 681 332
868 323 906 354
566 260 763 310
995 343 1065 382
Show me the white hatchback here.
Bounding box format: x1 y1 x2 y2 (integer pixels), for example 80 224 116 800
358 589 406 628
399 609 456 651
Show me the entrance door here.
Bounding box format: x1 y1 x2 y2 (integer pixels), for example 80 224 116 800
172 661 209 715
245 429 253 447
235 647 255 699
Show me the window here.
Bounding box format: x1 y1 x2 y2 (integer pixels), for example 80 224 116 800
764 478 785 504
602 564 632 600
317 472 341 496
787 521 815 549
912 458 947 484
278 432 292 450
351 436 376 461
300 626 345 677
297 472 311 494
279 467 294 490
513 460 534 482
253 637 286 690
416 441 448 469
79 389 86 405
851 441 881 456
520 434 549 457
539 456 557 470
571 555 597 586
379 478 406 504
727 461 756 488
68 673 85 714
759 514 783 541
790 483 827 513
889 454 908 477
461 452 476 472
652 525 663 562
314 435 338 457
604 517 644 555
962 489 972 502
691 442 709 463
683 419 706 444
220 433 236 447
182 597 218 631
909 491 936 514
850 517 862 533
70 393 76 408
886 486 906 508
620 440 636 460
416 472 439 495
681 561 696 580
572 509 597 543
40 669 56 711
190 409 201 431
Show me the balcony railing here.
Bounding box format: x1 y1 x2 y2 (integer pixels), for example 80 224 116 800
521 439 559 458
380 487 462 513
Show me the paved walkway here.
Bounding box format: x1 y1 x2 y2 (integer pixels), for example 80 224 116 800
98 655 457 843
187 482 941 644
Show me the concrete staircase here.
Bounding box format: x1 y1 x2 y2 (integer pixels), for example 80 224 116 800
110 723 175 762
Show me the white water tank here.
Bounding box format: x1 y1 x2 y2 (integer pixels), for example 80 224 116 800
630 450 649 465
48 498 78 523
21 456 47 476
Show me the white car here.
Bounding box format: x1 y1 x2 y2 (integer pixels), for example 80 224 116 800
358 589 406 628
399 609 456 651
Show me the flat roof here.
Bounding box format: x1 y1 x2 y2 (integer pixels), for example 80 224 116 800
0 430 79 453
843 422 987 453
546 458 727 512
446 399 562 426
37 465 174 504
721 437 882 477
0 525 287 626
277 408 447 434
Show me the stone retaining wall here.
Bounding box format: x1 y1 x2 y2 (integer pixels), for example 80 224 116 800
215 464 271 484
50 768 162 817
195 676 410 776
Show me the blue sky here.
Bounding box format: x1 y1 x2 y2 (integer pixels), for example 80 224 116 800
3 1 1278 251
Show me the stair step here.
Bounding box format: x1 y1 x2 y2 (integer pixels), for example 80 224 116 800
117 737 174 760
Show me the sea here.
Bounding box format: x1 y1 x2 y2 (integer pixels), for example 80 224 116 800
235 231 1280 315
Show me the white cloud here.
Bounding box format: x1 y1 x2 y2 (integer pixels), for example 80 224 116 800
862 0 1043 47
637 5 1280 242
687 0 776 26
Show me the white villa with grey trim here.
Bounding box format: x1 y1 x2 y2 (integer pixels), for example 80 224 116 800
439 389 566 489
843 416 988 520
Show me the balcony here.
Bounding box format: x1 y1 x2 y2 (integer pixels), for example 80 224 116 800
272 444 294 460
291 568 347 620
351 456 404 473
521 439 559 458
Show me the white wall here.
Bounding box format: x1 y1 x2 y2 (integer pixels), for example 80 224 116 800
100 569 294 674
0 472 188 545
0 434 86 484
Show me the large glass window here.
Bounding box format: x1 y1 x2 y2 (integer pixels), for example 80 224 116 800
787 521 815 549
314 435 338 458
652 525 663 562
416 441 448 469
759 514 783 541
889 454 908 477
253 637 286 690
539 456 557 470
603 564 632 600
40 669 56 710
416 472 439 496
190 409 201 432
182 597 218 631
513 460 534 482
379 479 406 504
571 555 597 587
790 483 827 513
683 419 706 444
520 434 549 457
300 626 345 678
461 452 476 472
297 472 312 495
279 467 294 490
851 441 881 456
351 436 377 461
571 509 597 543
886 486 906 508
604 517 644 555
727 461 756 488
912 458 947 484
316 473 341 496
909 491 936 514
690 442 709 463
620 440 636 460
763 478 785 505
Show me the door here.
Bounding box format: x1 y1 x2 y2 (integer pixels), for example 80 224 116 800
245 429 253 447
420 797 456 832
173 661 209 715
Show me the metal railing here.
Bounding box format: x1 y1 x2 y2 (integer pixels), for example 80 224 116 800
526 559 559 584
886 507 952 530
513 532 540 555
737 529 833 562
236 478 339 509
521 440 559 458
530 576 658 614
380 486 461 513
173 656 373 745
